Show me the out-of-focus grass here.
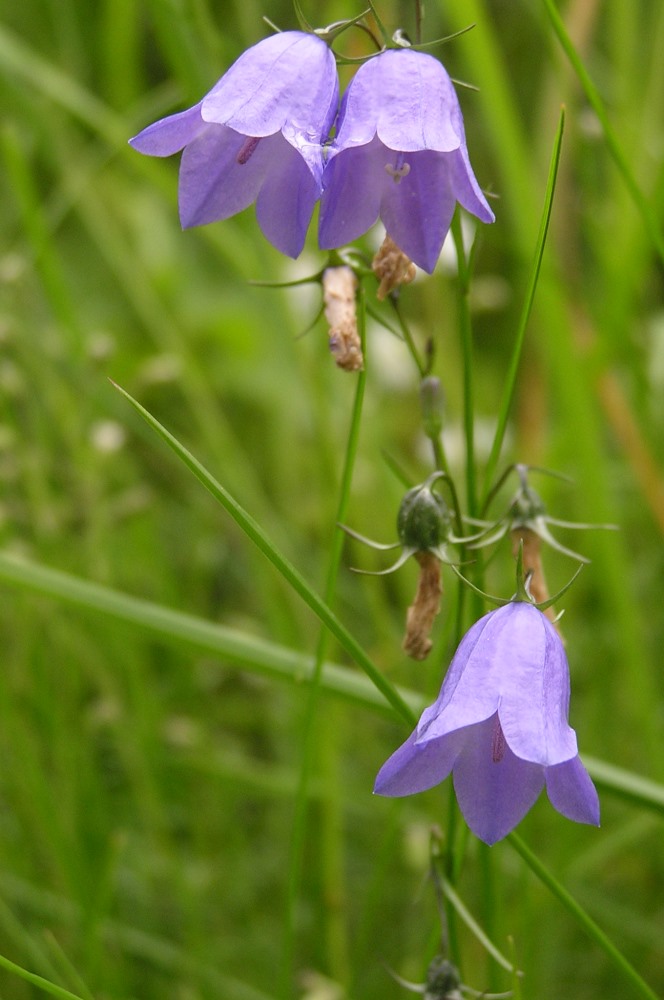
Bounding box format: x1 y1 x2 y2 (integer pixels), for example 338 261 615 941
1 0 663 998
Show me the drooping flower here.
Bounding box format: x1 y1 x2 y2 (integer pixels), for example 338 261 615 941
318 48 494 273
374 602 599 844
129 31 339 257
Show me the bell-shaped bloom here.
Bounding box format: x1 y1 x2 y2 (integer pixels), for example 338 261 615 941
318 48 494 273
374 602 599 844
129 32 339 257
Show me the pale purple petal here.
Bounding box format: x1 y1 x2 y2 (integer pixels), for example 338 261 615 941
496 606 578 766
379 151 457 274
418 604 578 766
453 715 545 845
178 127 315 256
178 125 274 227
546 756 600 826
129 103 205 157
320 141 461 273
331 49 463 154
374 726 465 797
318 137 387 249
415 611 505 742
201 31 338 155
449 146 495 223
320 48 493 262
255 143 320 257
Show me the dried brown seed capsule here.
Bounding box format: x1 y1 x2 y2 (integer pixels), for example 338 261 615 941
322 266 363 371
372 234 416 301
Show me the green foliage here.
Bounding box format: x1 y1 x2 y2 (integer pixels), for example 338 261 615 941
1 1 663 998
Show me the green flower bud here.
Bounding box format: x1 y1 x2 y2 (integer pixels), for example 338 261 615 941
420 375 445 440
397 480 451 551
510 484 547 525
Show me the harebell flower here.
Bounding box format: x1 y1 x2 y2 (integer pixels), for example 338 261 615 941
375 602 599 844
319 48 495 272
129 31 339 257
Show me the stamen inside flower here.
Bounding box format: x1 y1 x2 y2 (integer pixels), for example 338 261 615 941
236 136 261 165
385 162 411 183
491 718 506 763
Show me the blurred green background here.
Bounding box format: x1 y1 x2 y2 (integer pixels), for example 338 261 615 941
1 0 663 997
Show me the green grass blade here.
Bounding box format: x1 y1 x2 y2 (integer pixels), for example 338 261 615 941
0 551 420 719
508 833 660 1000
441 877 517 973
541 0 664 264
111 381 416 726
0 951 86 1000
481 107 565 503
583 756 664 816
5 551 664 819
282 289 368 995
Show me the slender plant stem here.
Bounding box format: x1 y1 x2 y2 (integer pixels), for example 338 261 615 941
509 833 660 1000
541 0 664 265
451 212 477 519
0 951 85 1000
414 0 423 44
390 298 427 378
112 381 416 727
282 288 368 996
481 107 565 505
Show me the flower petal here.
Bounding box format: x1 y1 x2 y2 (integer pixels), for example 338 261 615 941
129 103 205 157
379 150 457 273
374 726 465 797
418 604 578 767
178 125 273 228
331 49 463 154
201 31 338 149
496 606 578 766
415 612 504 742
546 756 600 826
453 715 545 845
449 146 495 224
255 143 319 257
319 137 386 249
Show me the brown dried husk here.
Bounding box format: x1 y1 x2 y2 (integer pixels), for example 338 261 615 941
322 266 363 371
402 551 442 660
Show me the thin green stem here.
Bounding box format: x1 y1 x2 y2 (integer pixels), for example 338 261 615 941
541 0 664 265
112 382 416 727
0 951 85 1000
414 0 423 44
390 298 427 378
281 288 368 996
509 833 660 1000
481 107 565 505
451 212 476 519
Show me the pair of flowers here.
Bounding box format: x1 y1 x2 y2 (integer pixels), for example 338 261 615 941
130 31 495 273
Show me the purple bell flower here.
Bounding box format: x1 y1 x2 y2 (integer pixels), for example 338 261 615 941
318 48 495 273
129 31 339 257
374 602 599 844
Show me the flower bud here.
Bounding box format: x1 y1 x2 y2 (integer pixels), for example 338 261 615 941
397 480 451 551
510 483 546 525
420 375 445 440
